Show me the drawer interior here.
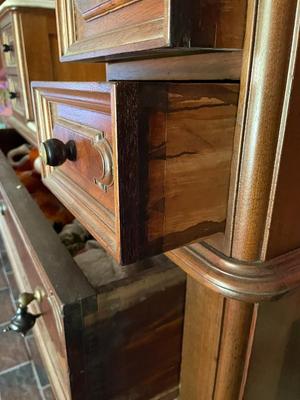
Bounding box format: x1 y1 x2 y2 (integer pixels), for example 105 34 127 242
0 138 186 400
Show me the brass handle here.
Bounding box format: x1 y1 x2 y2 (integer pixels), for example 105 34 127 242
2 288 45 336
40 138 77 167
0 200 6 215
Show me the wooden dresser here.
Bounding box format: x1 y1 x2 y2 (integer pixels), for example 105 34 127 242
1 1 300 399
0 0 103 144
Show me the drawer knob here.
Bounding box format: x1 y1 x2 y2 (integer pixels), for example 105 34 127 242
3 43 12 52
2 288 44 337
40 138 77 167
9 91 17 100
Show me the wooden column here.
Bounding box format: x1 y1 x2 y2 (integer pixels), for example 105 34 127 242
172 1 300 399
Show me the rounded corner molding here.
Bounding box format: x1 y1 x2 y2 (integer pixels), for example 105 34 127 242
167 243 300 303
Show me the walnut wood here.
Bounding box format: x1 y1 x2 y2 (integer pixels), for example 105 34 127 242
57 0 247 62
180 277 224 400
243 288 300 399
229 0 298 261
178 2 300 400
106 51 242 81
213 300 255 400
0 6 105 143
167 241 300 303
0 150 186 400
264 17 300 258
32 80 238 264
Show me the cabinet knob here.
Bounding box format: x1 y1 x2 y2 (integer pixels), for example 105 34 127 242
3 43 12 52
9 91 17 100
2 288 44 337
39 138 77 167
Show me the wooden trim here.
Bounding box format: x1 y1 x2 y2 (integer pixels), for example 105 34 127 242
106 51 242 81
228 0 298 261
79 0 141 21
167 242 300 303
224 0 258 256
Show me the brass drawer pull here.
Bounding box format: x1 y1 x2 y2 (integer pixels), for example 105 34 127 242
2 288 45 336
40 138 77 167
0 200 6 215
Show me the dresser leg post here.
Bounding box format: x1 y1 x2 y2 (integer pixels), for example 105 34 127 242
180 276 256 400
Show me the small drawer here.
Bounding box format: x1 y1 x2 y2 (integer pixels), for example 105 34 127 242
0 150 185 400
57 0 247 62
7 74 25 117
0 23 16 68
32 81 239 264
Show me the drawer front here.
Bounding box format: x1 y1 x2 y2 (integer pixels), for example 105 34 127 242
0 151 95 400
33 81 239 265
0 10 35 121
0 202 70 399
7 74 25 117
57 0 247 62
0 23 16 68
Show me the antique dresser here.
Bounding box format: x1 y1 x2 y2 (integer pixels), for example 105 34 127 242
1 0 300 399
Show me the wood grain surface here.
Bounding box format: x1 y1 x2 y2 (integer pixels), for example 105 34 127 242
33 81 238 264
57 0 247 62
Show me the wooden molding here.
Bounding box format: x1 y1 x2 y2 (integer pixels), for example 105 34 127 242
76 0 140 21
225 0 299 261
167 242 300 303
107 51 242 81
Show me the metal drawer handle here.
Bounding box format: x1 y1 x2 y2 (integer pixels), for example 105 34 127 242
2 288 45 336
0 200 6 215
40 138 77 167
3 43 13 52
9 91 17 100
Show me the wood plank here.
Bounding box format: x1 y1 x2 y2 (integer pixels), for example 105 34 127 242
107 51 242 81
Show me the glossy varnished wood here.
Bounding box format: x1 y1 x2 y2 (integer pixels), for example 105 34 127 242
106 51 242 81
57 0 247 62
174 1 300 399
32 81 238 264
0 150 186 400
180 277 224 400
0 6 105 143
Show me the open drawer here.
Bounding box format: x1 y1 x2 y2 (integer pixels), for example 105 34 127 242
56 0 247 62
0 150 186 400
32 81 239 265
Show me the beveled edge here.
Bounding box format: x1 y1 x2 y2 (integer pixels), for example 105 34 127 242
167 242 300 303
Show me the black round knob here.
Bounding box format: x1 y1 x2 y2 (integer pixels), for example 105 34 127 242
3 43 12 52
40 138 77 167
9 91 17 99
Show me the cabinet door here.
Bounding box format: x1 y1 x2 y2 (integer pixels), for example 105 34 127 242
57 0 247 62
